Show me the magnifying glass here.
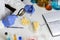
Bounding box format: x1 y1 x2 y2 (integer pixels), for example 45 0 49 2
2 4 25 28
17 8 25 16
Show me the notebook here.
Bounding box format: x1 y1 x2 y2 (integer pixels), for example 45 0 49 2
42 11 60 37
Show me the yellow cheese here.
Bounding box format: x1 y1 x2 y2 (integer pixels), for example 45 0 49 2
21 17 30 25
33 21 39 31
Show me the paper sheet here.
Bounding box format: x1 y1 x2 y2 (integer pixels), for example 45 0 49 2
43 11 60 37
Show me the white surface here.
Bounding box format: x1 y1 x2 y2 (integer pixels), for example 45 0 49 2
43 12 60 23
48 21 60 36
0 0 5 20
43 12 60 36
0 0 60 40
23 0 32 5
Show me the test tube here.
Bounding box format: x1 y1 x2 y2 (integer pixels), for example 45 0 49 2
13 34 17 40
19 36 22 40
7 36 11 40
5 32 11 40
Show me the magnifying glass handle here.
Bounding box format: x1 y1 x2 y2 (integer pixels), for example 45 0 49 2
5 4 16 14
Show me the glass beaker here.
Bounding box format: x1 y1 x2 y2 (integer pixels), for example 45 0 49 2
37 0 50 7
51 0 60 10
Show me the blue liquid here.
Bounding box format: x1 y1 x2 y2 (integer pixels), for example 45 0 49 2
51 0 60 10
24 5 35 14
31 0 37 3
7 37 11 40
19 36 22 40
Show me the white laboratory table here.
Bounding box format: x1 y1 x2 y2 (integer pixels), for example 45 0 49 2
0 0 60 40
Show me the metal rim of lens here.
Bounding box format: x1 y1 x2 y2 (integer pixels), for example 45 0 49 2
17 8 25 16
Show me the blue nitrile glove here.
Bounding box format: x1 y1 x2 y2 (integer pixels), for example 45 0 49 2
2 14 17 27
31 0 37 3
24 5 35 14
